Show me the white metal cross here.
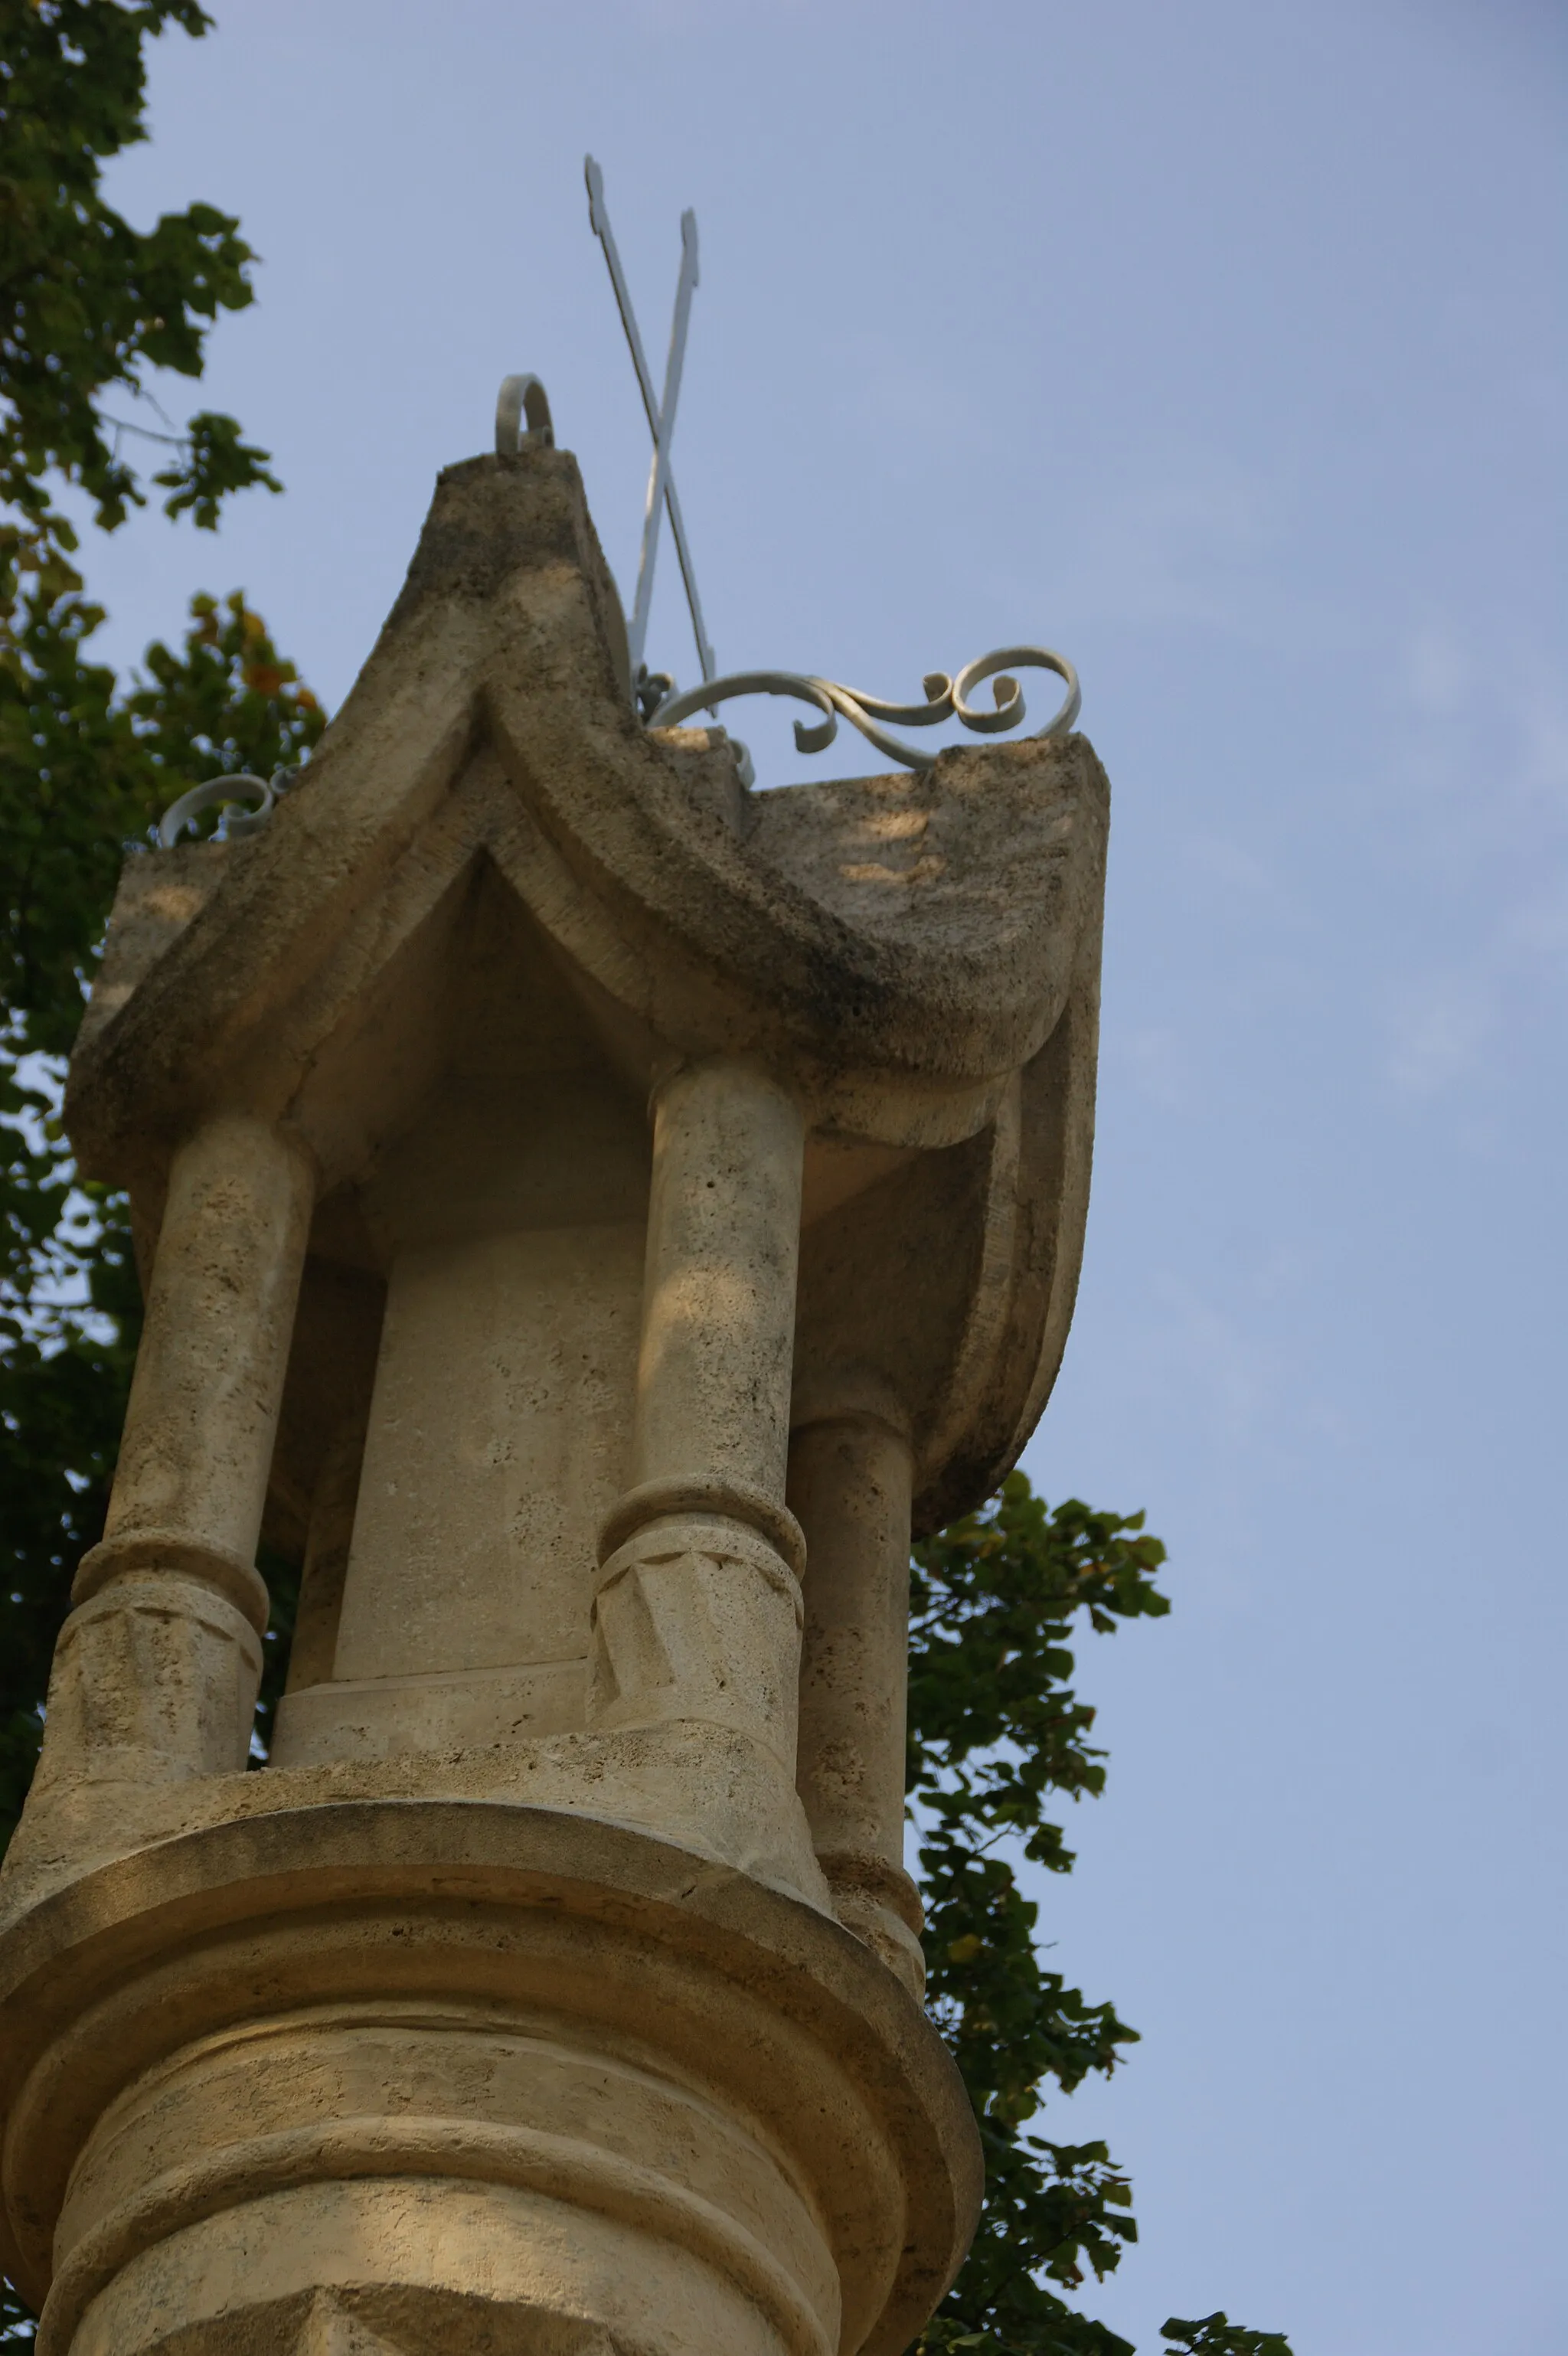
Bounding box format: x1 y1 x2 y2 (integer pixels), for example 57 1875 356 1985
585 155 717 701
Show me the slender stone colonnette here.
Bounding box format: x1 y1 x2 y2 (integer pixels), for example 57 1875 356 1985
0 444 1109 2356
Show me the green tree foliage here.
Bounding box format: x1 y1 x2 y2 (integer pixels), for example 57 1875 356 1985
910 1481 1152 2356
0 0 279 608
908 1486 1296 2356
1160 2320 1294 2356
2 582 322 1058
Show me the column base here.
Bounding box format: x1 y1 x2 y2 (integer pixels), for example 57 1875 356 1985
0 1803 980 2356
4 1569 264 1913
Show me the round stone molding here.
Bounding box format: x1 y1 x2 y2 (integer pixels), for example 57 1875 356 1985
0 1799 981 2356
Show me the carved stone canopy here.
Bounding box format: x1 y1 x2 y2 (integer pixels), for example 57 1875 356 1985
70 446 1107 1543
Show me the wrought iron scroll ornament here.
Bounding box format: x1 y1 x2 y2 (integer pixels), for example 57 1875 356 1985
579 154 1083 784
153 641 1081 842
154 162 1083 848
157 769 296 848
649 647 1080 789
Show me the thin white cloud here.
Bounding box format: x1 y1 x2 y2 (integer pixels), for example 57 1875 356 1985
1380 628 1567 1097
1386 968 1496 1097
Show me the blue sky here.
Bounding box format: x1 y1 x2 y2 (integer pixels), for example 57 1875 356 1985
80 3 1566 2349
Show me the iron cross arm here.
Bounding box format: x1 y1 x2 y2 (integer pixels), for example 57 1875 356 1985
585 154 717 696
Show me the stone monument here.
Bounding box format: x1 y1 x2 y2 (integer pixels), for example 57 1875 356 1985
0 426 1109 2353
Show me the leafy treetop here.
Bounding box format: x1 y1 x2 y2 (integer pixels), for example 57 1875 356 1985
1 580 321 1057
0 0 279 611
909 1482 1294 2356
911 1479 1161 2356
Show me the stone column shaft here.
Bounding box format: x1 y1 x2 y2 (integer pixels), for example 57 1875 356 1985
632 1056 803 1502
34 1113 314 1798
95 1112 312 1570
590 1060 808 1769
789 1381 926 1992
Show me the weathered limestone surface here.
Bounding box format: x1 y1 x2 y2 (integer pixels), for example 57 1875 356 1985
0 445 1109 2354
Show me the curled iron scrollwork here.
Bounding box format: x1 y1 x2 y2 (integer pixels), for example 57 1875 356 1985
157 769 296 849
648 645 1080 786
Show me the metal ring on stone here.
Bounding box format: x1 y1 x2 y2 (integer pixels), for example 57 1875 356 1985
495 374 555 452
